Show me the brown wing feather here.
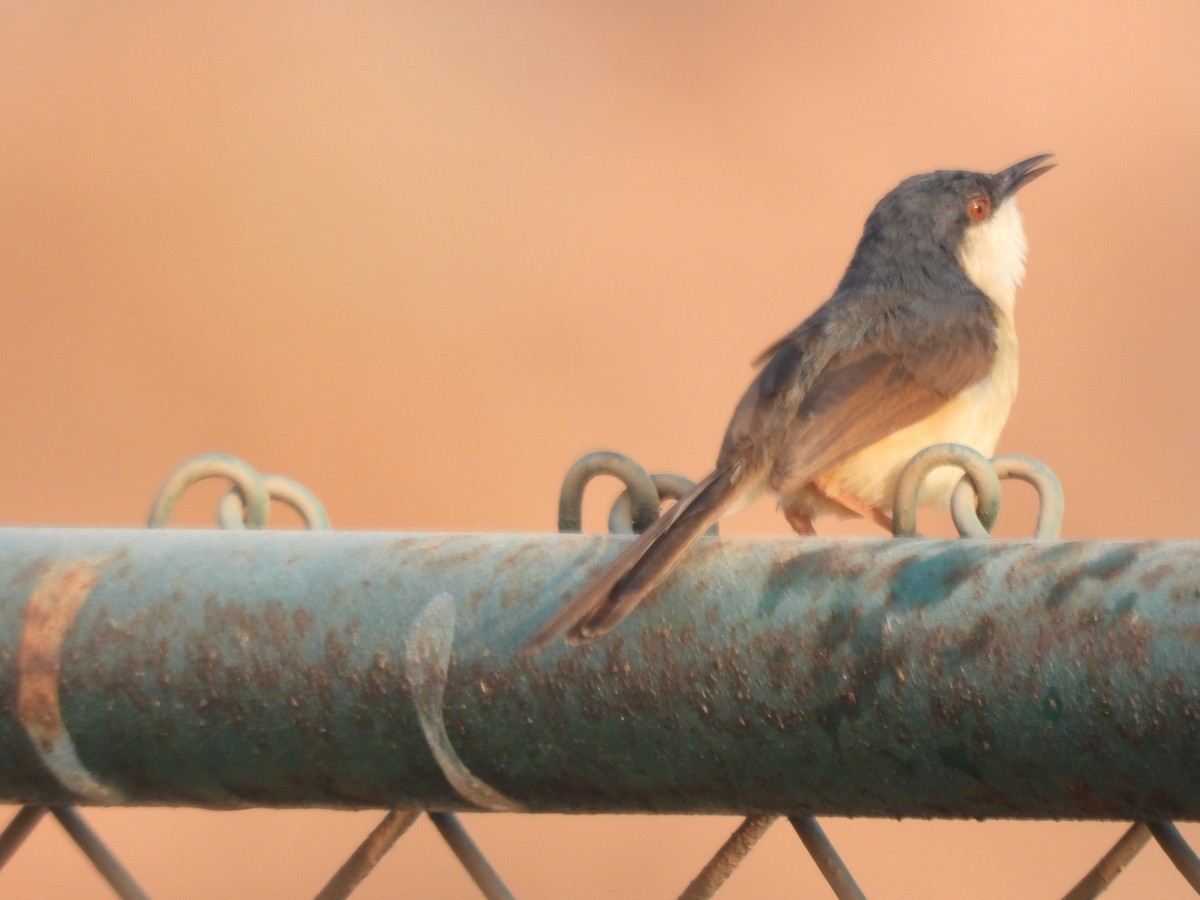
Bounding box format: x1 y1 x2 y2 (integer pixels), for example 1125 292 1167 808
768 352 964 490
722 289 999 489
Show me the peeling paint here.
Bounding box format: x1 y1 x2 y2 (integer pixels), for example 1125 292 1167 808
16 556 123 802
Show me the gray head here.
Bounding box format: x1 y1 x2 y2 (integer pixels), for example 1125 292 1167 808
840 154 1055 309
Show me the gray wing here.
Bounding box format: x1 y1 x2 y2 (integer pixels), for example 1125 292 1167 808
719 289 999 489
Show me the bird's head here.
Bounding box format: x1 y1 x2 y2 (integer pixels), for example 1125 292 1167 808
848 154 1055 313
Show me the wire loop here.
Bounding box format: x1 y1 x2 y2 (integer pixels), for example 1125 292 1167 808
895 445 1065 540
893 444 1002 537
147 454 271 528
218 475 331 530
147 453 329 530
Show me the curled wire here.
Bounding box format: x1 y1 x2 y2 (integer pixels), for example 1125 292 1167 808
992 455 1063 539
948 453 1065 540
894 444 1065 541
147 453 329 530
556 451 662 535
219 475 331 531
558 451 711 536
609 473 717 536
147 454 271 528
558 452 658 534
892 444 1002 538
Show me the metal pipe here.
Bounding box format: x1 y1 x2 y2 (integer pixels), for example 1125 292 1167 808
1 528 1199 819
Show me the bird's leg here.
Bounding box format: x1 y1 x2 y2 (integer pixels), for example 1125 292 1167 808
783 506 817 536
813 479 893 532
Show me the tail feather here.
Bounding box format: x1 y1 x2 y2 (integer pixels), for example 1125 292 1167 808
522 466 743 653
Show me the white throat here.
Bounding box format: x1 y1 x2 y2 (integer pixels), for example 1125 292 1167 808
957 197 1028 320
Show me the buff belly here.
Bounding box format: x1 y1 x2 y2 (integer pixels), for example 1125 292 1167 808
787 319 1018 520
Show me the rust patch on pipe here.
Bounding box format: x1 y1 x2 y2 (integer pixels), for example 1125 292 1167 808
17 559 104 743
16 557 122 801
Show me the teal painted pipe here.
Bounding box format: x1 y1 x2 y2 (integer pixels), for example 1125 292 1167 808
0 528 1197 819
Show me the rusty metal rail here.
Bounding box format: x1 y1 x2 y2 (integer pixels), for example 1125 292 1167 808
1 526 1198 819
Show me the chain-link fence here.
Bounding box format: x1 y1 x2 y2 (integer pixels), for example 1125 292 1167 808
1 448 1199 898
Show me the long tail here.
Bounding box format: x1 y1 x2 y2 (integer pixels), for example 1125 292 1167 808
522 466 744 653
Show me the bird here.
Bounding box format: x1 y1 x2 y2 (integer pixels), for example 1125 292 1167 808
524 154 1054 652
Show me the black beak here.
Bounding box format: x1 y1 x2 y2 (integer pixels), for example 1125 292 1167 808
995 153 1056 199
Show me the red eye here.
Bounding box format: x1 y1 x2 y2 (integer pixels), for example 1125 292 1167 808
967 195 990 222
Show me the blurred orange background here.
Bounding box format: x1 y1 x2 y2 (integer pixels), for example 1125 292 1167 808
3 3 1200 897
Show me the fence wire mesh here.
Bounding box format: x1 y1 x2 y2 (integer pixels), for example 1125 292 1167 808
0 449 1198 898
